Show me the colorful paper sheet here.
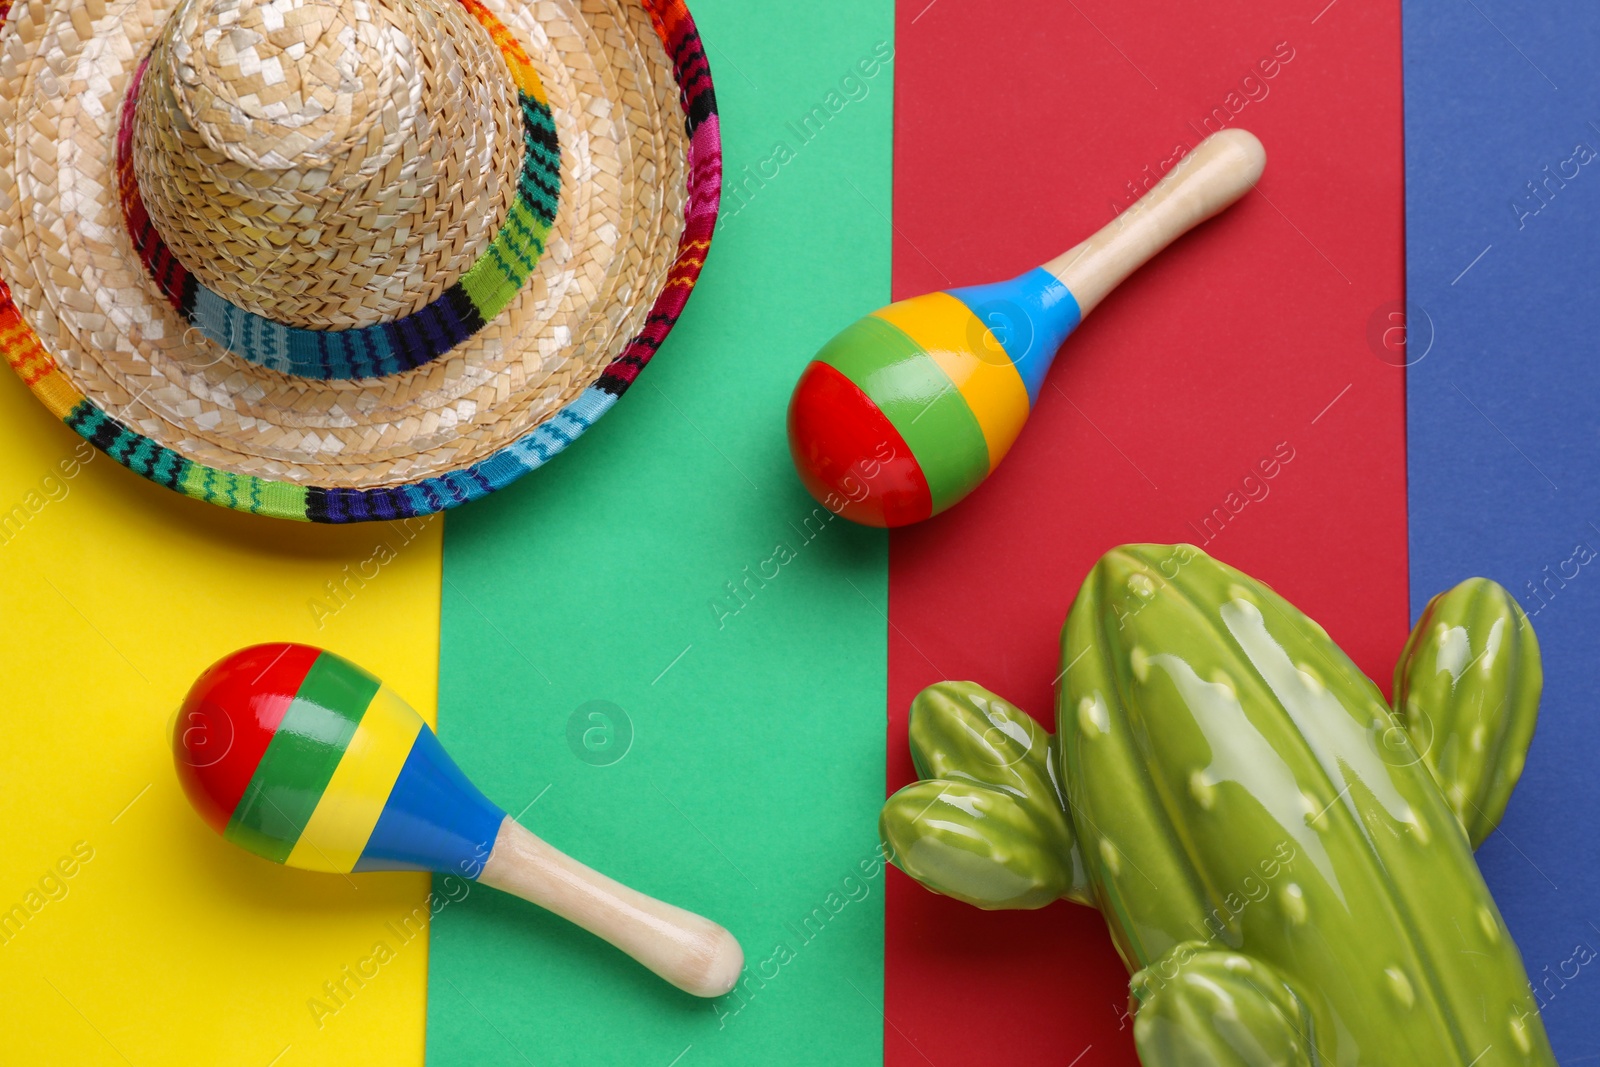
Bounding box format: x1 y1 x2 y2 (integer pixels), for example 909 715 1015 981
886 1 1407 1062
15 2 1589 1063
1404 0 1600 1056
426 2 893 1063
0 378 442 1064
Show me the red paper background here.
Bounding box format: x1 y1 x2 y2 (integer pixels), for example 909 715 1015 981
885 1 1408 1063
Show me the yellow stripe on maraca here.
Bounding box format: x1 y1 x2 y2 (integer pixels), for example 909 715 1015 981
872 293 1031 472
285 686 424 873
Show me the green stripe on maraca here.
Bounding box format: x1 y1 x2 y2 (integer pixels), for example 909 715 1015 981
814 316 990 513
225 653 381 863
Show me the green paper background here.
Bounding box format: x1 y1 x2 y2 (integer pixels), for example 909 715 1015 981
427 2 894 1063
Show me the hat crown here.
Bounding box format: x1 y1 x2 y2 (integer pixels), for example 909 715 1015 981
129 0 527 331
172 0 395 173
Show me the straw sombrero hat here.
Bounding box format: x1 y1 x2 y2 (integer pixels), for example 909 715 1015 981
0 0 719 522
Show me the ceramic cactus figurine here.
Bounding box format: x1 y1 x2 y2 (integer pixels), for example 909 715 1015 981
881 544 1553 1065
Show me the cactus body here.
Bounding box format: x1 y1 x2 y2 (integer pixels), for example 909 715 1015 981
1393 577 1541 848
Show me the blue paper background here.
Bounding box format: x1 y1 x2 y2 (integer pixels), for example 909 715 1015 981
1405 0 1600 1057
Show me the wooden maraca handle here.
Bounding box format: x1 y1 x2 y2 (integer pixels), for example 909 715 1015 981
478 817 743 998
1046 129 1266 316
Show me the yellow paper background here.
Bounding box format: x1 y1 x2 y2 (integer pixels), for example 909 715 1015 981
0 381 437 1066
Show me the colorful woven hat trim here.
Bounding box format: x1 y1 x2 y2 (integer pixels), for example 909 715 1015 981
0 0 720 524
113 0 561 382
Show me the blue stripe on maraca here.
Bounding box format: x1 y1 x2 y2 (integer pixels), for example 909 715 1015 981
353 725 507 878
948 267 1081 404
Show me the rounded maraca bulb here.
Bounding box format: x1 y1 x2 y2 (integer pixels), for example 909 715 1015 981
174 643 504 876
788 270 1078 527
788 129 1266 528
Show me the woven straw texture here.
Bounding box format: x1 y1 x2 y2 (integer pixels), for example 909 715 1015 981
0 0 722 522
132 0 526 331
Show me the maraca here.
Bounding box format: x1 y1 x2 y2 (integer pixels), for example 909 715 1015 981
173 643 743 998
788 129 1266 527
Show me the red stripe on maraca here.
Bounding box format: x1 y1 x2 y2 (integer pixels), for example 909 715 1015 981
173 643 320 834
787 360 932 527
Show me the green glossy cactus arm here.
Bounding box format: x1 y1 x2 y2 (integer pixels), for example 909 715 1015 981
879 681 1090 909
1393 578 1542 848
1131 943 1316 1067
880 779 1079 910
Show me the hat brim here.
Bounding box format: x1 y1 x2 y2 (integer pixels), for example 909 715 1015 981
0 0 720 523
